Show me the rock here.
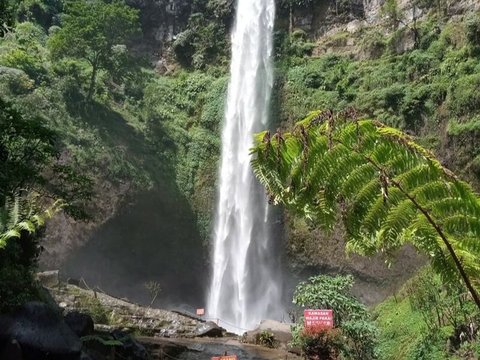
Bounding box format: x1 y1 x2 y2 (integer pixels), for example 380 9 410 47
0 302 82 360
154 59 168 74
244 320 292 349
65 311 94 337
346 19 362 33
80 352 94 360
36 270 59 288
195 321 224 337
0 339 23 360
111 330 149 360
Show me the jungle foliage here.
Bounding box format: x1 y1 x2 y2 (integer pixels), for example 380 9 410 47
48 0 140 101
276 12 480 188
375 267 480 359
251 110 480 308
291 275 378 359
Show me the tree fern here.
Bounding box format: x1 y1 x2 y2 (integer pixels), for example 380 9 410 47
0 195 63 248
251 110 480 309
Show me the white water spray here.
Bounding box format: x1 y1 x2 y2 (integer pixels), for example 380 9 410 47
207 0 282 332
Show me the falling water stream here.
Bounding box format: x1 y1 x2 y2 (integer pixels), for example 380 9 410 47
207 0 283 332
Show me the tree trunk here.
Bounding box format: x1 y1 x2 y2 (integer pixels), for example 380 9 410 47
289 4 293 34
87 62 98 103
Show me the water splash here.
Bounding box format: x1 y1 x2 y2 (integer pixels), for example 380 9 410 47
207 0 282 332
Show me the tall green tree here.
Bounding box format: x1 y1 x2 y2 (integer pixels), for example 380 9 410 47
251 109 480 309
48 0 140 101
0 0 16 36
0 97 92 218
0 98 57 201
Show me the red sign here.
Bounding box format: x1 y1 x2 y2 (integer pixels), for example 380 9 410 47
211 356 238 360
304 309 334 329
196 308 205 316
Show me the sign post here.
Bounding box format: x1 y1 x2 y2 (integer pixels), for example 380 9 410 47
304 309 334 330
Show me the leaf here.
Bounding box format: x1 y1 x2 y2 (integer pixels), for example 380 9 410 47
251 111 480 298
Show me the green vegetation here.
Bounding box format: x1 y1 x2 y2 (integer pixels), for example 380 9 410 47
1 1 480 358
375 267 480 359
255 330 277 348
275 13 480 186
252 111 480 308
172 0 233 69
0 0 225 314
291 275 378 359
48 0 140 101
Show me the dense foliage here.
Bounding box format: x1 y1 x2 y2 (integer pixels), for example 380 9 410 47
291 275 378 359
276 12 480 188
252 110 480 308
375 267 479 359
48 0 140 101
0 0 225 312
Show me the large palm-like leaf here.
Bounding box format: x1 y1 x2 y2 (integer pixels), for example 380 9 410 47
0 195 64 248
251 110 480 309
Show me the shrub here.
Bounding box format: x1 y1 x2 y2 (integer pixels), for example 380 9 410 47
447 74 480 116
465 12 480 47
17 0 63 29
255 330 277 348
291 275 378 359
300 327 344 360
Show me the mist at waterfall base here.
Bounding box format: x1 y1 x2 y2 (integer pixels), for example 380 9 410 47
207 0 286 333
62 189 208 310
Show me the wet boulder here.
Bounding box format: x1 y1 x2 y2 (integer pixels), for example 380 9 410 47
244 319 292 349
112 330 149 360
0 338 23 360
65 311 94 337
195 321 224 337
36 270 60 288
0 302 82 360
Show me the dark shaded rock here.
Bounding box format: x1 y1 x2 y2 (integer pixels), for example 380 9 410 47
0 338 23 360
80 352 94 360
65 312 94 337
0 302 82 360
110 330 149 360
195 321 224 337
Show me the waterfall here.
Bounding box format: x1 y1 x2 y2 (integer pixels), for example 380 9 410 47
207 0 282 332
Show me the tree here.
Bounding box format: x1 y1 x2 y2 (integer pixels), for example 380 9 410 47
0 0 16 36
251 109 480 310
48 0 140 101
0 98 57 201
0 97 92 218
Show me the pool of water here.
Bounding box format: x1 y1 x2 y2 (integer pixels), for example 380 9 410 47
177 342 265 360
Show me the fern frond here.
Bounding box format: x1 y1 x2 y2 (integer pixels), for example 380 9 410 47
251 111 480 308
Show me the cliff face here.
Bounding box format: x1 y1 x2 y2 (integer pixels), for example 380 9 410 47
124 0 192 66
294 0 480 37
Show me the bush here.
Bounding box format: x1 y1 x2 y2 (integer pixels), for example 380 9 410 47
0 230 42 314
447 74 480 116
300 327 344 360
255 330 277 348
291 275 378 359
465 12 480 47
0 66 34 94
17 0 63 29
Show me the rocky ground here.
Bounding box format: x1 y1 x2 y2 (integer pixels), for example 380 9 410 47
0 271 300 360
